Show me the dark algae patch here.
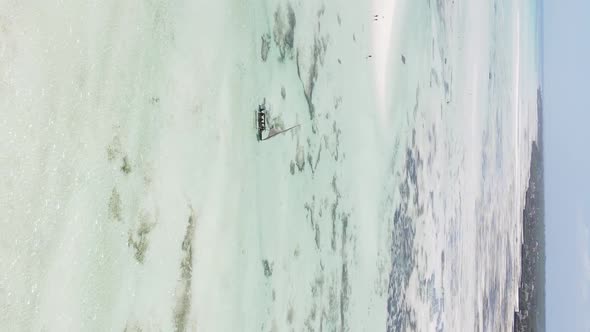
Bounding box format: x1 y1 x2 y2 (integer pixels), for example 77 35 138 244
273 3 296 61
262 259 273 277
127 213 155 264
106 136 122 161
386 138 423 332
121 156 132 174
261 33 271 62
287 305 294 324
294 10 328 133
295 144 305 172
174 209 197 332
108 187 122 222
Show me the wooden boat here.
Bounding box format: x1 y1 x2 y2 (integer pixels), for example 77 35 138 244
256 100 300 141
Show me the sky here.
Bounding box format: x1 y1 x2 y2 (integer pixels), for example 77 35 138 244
543 0 590 330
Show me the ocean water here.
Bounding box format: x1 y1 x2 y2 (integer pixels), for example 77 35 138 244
0 0 541 331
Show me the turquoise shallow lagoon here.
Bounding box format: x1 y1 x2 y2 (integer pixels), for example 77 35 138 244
0 0 541 331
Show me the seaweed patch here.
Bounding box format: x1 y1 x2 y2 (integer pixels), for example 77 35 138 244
261 33 271 62
273 3 296 61
173 209 197 331
127 213 156 263
108 187 122 222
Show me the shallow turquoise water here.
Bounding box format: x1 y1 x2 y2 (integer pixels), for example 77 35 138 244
0 0 540 331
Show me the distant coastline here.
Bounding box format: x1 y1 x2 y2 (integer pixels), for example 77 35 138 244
513 88 545 332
